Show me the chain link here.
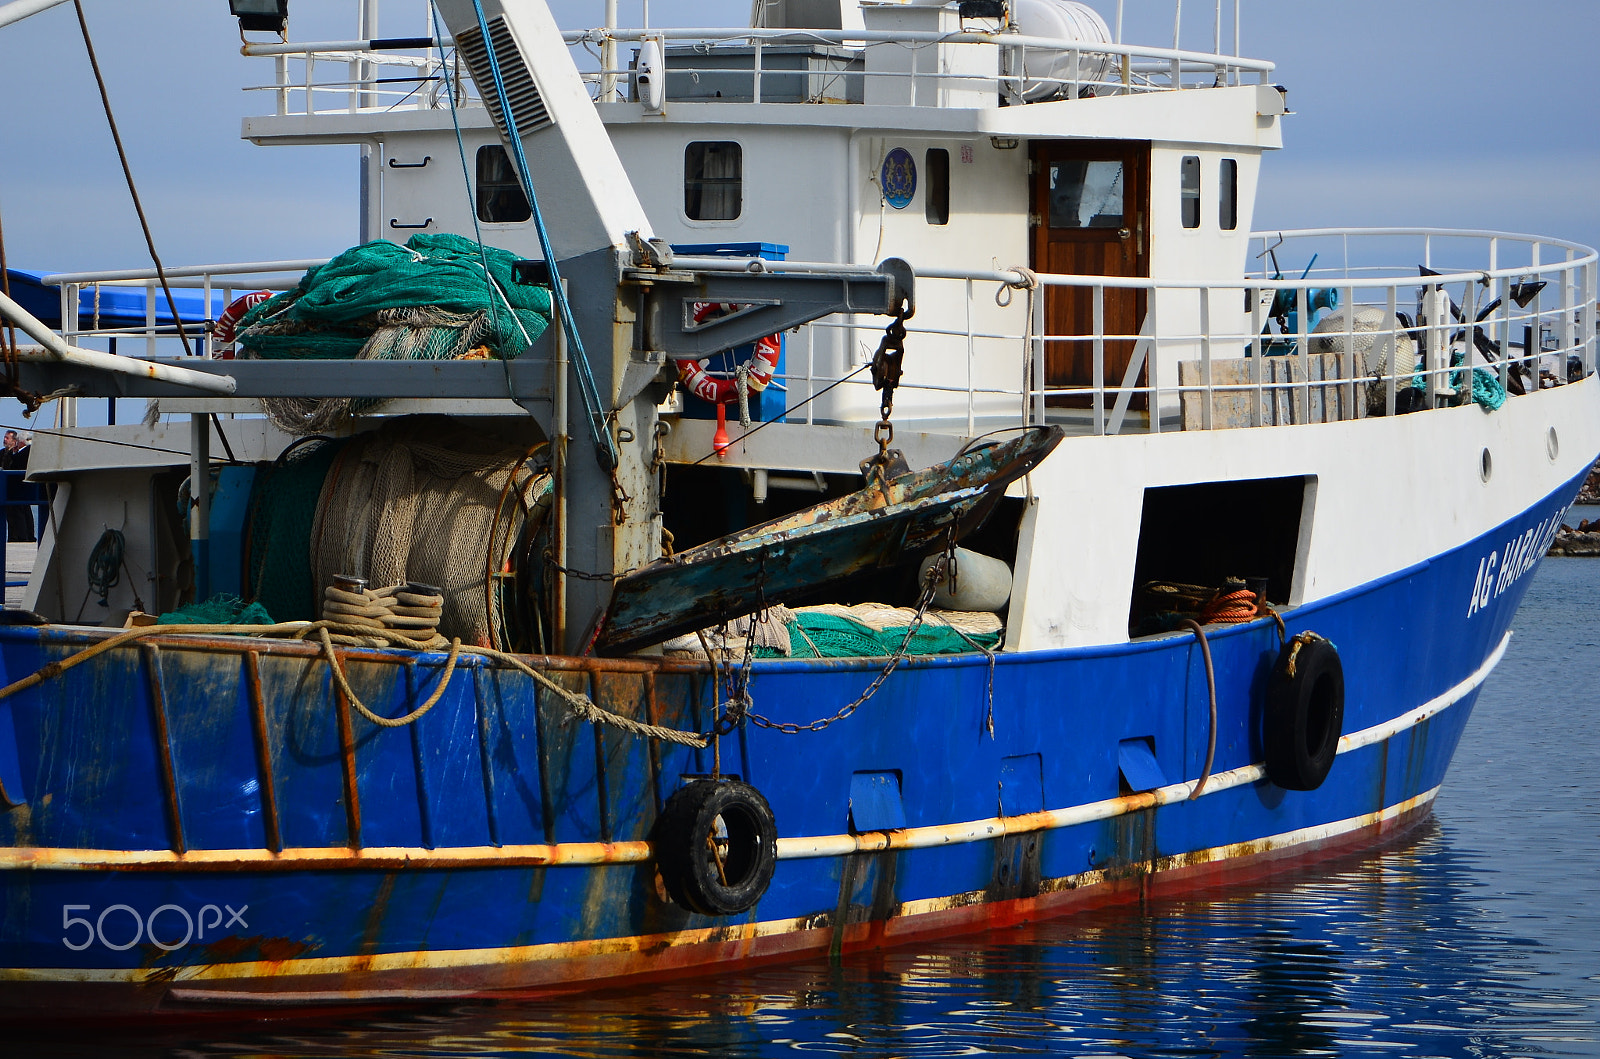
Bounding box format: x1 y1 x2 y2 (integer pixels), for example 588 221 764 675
864 309 909 485
542 550 627 582
710 534 955 737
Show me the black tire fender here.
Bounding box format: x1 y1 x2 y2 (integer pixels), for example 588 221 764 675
653 779 778 916
1264 635 1345 791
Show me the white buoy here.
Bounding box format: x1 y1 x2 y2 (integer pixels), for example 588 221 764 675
920 548 1013 612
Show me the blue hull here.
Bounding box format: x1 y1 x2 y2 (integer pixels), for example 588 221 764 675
0 469 1582 1014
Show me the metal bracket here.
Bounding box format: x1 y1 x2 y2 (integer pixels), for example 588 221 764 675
632 258 914 358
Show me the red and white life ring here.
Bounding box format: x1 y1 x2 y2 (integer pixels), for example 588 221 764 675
675 302 781 405
211 290 273 355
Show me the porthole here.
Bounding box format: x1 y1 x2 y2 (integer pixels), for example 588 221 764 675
1547 427 1560 462
1480 447 1493 483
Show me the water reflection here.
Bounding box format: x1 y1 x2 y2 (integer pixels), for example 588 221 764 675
22 562 1600 1058
35 825 1594 1059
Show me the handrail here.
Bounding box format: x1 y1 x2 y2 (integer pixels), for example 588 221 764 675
242 29 1275 75
0 291 237 395
44 259 329 286
31 231 1595 437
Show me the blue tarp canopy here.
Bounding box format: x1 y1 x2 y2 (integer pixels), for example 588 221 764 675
4 269 223 330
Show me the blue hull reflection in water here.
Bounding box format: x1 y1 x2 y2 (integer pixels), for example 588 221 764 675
19 555 1600 1059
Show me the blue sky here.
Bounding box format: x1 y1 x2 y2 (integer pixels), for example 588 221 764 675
1 1 1595 291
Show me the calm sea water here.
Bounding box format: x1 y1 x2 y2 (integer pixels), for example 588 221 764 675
29 544 1600 1058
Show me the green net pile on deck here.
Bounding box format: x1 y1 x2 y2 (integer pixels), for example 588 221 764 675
236 233 552 433
755 604 1002 659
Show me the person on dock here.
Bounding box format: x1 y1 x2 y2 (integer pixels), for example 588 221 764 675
1 430 35 543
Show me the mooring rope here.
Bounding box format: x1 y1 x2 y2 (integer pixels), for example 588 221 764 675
0 620 708 748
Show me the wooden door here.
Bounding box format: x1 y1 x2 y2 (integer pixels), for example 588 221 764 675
1030 141 1150 402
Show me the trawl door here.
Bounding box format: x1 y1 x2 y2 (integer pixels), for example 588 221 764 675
1030 141 1150 401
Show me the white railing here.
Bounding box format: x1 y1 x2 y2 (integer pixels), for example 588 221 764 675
36 232 1596 441
715 230 1598 437
239 16 1273 117
44 261 320 360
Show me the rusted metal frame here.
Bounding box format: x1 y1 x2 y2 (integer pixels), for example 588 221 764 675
528 661 557 845
139 643 186 855
329 645 363 849
472 666 500 847
242 649 282 853
9 641 1506 877
1 840 654 872
16 625 706 675
585 662 612 844
406 663 436 849
644 671 663 816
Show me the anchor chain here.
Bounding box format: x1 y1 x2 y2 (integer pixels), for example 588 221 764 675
708 533 957 738
863 308 909 485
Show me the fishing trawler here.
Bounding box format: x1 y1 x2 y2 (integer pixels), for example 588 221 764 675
0 0 1595 1017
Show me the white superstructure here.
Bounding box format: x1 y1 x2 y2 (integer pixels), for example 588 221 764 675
20 0 1600 657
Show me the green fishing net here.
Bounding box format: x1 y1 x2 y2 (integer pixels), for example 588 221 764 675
158 595 275 627
757 612 1001 659
236 233 551 361
243 436 353 622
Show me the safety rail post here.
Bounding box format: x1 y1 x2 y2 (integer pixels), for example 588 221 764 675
1562 248 1576 380
965 278 976 438
1295 286 1309 423
1341 283 1355 419
1586 260 1597 378
752 37 762 104
601 0 619 101
304 51 315 116
145 279 158 357
1249 284 1264 426
1527 240 1543 384
62 282 78 351
201 272 214 359
1198 286 1212 430
1496 274 1511 390
1424 280 1445 406
1030 285 1045 425
276 54 289 115
1462 279 1478 403
800 327 812 428
1091 284 1105 434
1147 287 1161 433
1384 285 1399 416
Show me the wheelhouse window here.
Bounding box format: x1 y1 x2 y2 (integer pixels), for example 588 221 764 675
684 141 742 221
476 145 531 223
1047 159 1124 229
1219 158 1238 230
925 148 950 225
1180 155 1201 229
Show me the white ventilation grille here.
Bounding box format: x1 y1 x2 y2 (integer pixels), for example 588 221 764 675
455 15 553 140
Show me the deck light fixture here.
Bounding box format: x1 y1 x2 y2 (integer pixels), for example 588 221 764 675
229 0 287 36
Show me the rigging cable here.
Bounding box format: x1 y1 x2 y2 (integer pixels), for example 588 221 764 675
461 0 618 472
429 1 522 410
70 0 192 355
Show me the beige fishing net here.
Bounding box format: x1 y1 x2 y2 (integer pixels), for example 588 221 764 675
310 417 549 647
